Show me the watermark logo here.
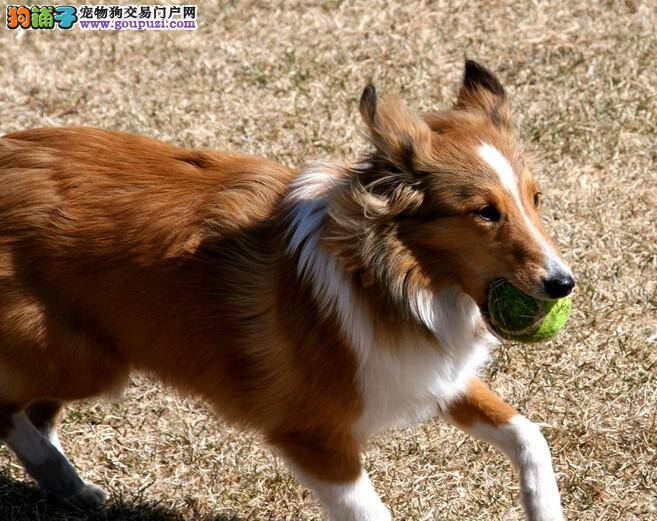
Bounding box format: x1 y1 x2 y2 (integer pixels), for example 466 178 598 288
6 6 77 29
5 5 198 31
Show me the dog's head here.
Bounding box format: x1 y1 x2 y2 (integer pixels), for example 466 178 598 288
356 60 574 304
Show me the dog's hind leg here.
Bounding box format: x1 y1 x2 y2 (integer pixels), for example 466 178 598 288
26 399 65 454
0 404 109 507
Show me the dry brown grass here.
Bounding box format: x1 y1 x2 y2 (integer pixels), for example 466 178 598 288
0 1 656 519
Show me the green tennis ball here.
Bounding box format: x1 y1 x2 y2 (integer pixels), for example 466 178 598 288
487 279 572 343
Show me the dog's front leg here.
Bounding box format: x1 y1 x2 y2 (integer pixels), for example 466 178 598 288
445 378 564 521
270 431 391 521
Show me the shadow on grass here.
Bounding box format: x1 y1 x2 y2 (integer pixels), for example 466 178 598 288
0 472 242 521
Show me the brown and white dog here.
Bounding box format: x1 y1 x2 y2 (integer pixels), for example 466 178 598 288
0 60 573 520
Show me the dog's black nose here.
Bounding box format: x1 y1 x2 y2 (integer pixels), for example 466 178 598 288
543 273 575 299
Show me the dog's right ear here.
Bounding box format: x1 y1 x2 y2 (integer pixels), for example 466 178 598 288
359 84 433 175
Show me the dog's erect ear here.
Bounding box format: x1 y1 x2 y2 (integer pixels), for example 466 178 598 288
359 84 433 174
455 60 509 127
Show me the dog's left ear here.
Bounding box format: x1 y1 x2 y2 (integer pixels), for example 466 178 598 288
359 84 433 175
455 59 509 128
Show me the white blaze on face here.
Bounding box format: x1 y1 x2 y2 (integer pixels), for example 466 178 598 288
476 143 569 277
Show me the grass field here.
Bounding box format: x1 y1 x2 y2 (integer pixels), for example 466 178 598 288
0 1 656 520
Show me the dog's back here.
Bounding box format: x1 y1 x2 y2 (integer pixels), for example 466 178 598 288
0 127 295 410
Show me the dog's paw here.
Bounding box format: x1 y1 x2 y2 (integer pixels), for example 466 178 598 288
66 482 110 508
523 500 564 521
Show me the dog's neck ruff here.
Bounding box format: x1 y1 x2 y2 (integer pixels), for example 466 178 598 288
285 162 496 353
285 163 498 436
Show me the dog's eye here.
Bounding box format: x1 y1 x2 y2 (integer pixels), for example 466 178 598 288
533 192 542 208
474 204 501 222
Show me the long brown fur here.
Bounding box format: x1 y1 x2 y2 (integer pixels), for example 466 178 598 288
0 127 366 478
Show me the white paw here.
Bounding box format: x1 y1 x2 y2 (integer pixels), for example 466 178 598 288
362 504 391 521
525 509 564 521
522 489 564 521
332 500 391 521
67 482 110 508
333 508 391 521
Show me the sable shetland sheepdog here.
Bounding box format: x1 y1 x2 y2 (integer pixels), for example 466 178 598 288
0 60 574 520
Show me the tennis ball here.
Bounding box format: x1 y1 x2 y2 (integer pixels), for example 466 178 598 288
486 279 572 343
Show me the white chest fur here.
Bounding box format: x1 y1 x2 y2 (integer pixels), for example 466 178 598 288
351 290 494 439
286 165 498 441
